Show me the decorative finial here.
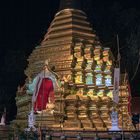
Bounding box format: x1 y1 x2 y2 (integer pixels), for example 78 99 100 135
44 59 49 66
59 0 82 11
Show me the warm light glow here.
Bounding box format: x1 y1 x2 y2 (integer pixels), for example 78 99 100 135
75 72 83 83
97 90 104 97
86 61 92 69
87 89 94 96
107 91 113 98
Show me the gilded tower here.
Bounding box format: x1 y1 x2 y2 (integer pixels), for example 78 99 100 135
12 0 133 131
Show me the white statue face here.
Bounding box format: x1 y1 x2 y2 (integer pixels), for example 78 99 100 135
43 65 49 71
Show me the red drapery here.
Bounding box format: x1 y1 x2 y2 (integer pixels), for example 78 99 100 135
34 78 54 112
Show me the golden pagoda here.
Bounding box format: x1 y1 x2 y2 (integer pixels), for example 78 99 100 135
11 0 134 132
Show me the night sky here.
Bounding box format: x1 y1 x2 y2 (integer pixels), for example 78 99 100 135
0 0 140 122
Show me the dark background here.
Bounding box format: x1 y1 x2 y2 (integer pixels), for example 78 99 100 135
0 0 140 122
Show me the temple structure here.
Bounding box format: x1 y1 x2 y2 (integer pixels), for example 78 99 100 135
11 0 134 132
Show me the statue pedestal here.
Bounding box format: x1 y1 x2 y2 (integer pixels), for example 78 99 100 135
109 126 121 131
0 123 5 126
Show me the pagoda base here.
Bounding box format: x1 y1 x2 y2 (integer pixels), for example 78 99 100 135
64 119 81 128
0 125 10 140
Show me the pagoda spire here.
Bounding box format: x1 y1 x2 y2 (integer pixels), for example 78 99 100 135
59 0 82 11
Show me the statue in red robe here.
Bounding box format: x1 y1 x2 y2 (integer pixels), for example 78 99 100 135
31 61 59 113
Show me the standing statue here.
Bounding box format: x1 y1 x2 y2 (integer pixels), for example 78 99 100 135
25 109 36 132
0 110 6 126
109 110 121 131
30 60 60 113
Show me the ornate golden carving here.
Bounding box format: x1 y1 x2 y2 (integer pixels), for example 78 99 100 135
12 7 134 131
